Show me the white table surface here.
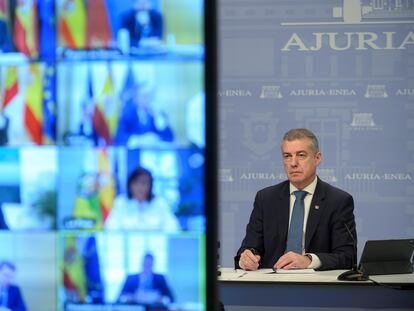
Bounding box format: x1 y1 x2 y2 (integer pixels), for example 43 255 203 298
219 267 414 284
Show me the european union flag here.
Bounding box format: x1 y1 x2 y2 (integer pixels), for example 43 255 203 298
42 63 56 143
39 0 55 60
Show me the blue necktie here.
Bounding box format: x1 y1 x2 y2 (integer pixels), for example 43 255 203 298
286 190 307 254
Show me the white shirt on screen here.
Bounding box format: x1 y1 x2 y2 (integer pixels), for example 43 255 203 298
104 195 180 232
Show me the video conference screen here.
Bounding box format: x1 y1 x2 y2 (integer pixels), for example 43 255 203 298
0 1 207 310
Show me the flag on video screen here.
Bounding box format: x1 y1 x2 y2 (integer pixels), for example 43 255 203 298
73 172 103 229
13 0 39 57
0 0 13 53
59 0 86 49
121 65 136 104
2 66 18 109
0 0 8 21
92 66 120 145
39 0 56 59
63 236 87 303
78 68 96 140
98 148 115 222
42 63 56 143
86 0 112 49
24 64 43 144
83 236 104 303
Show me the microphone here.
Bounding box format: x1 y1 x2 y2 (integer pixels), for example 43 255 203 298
337 221 368 281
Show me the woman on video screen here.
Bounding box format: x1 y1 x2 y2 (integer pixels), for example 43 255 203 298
105 167 179 231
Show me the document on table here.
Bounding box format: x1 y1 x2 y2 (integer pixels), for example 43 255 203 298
238 268 315 274
274 268 315 274
219 268 316 280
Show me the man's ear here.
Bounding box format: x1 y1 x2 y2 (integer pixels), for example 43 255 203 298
315 152 322 165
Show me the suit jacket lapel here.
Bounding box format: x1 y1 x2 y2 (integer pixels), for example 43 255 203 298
305 178 326 250
277 182 290 247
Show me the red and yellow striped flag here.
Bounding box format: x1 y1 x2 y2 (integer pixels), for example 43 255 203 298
58 0 86 49
63 236 87 303
13 0 39 57
24 64 43 144
92 67 120 144
2 66 18 109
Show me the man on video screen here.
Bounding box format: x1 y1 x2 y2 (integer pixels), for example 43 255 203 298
0 261 26 311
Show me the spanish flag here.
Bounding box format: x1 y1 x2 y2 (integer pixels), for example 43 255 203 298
58 0 86 49
24 63 43 144
98 149 115 223
2 66 18 109
63 235 87 303
13 0 39 58
92 66 120 145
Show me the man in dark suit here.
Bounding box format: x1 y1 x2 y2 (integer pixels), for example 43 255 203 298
236 128 356 271
119 0 163 48
114 84 174 147
118 253 173 308
0 261 26 311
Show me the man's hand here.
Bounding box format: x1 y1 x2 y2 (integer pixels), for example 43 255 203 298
239 249 261 271
274 251 311 270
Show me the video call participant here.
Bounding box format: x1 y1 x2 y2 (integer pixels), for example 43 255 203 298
236 128 357 271
0 261 26 311
105 167 180 231
117 253 173 308
119 0 163 48
114 83 174 147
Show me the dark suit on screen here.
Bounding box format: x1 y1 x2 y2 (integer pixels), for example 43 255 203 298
114 103 174 145
0 207 8 230
0 285 27 311
118 273 174 304
236 177 356 270
119 9 163 47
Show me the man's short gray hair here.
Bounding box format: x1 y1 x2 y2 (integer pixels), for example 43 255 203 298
282 128 319 153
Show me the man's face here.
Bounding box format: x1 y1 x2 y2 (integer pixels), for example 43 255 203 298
142 256 154 274
281 138 321 189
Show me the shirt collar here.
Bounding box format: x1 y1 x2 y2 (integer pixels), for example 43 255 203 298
289 176 318 195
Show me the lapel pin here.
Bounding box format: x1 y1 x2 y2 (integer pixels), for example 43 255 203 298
314 205 320 210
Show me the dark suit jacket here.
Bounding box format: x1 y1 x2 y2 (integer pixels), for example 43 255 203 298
1 285 26 311
118 273 174 303
236 177 356 270
0 206 8 229
120 9 163 47
114 104 174 145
